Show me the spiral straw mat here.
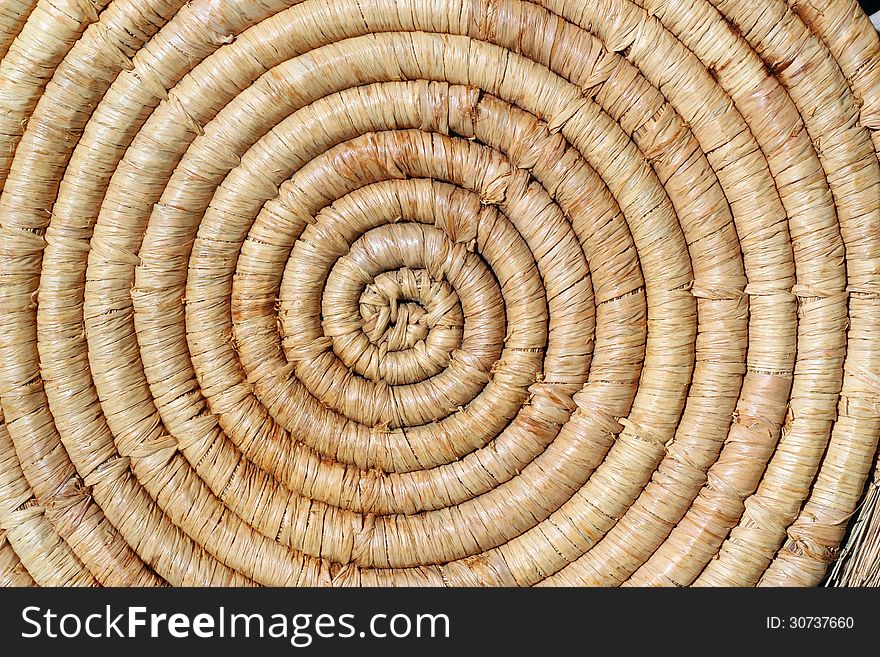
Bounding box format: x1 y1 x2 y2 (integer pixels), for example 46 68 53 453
0 0 879 588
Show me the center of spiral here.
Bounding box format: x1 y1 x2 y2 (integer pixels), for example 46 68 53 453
360 269 437 352
323 263 464 387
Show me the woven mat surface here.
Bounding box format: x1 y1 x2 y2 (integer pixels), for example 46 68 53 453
0 0 878 587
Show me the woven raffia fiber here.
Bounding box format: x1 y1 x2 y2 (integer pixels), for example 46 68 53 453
0 0 878 588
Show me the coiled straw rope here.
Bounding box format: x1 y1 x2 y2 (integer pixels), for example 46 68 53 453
0 0 878 588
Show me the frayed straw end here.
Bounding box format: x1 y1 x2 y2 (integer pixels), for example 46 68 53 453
826 475 880 587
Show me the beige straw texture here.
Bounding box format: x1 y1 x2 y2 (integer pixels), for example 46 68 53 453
0 0 877 587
